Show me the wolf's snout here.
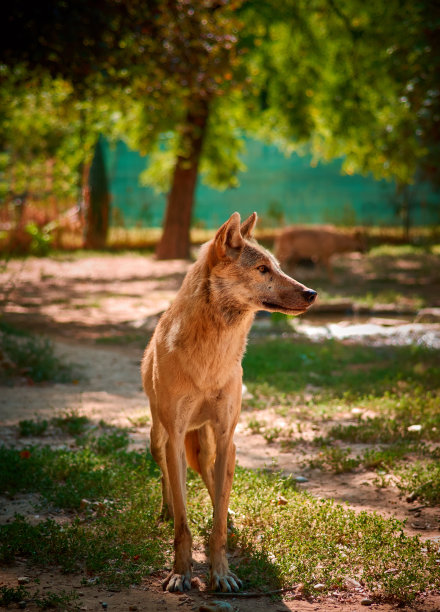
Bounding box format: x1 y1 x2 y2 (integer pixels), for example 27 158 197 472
303 289 317 304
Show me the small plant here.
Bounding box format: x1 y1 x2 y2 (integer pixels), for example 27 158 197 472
395 461 440 505
360 445 410 470
34 589 80 610
52 410 89 436
309 446 361 474
0 585 30 606
127 414 150 427
19 418 49 437
93 430 129 454
0 325 74 383
248 418 264 434
280 439 299 451
263 427 282 444
25 222 53 256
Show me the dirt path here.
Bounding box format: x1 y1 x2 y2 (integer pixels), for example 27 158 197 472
1 254 440 611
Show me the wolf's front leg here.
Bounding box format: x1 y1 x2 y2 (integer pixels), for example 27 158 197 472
162 433 193 592
209 435 242 592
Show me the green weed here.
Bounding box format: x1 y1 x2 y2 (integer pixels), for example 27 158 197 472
34 589 79 610
395 461 440 505
0 445 169 587
263 427 282 444
19 418 49 437
360 445 411 470
51 410 90 437
127 414 150 427
248 418 264 434
328 389 440 444
0 324 75 383
0 584 80 610
308 445 361 474
92 430 129 454
0 584 30 606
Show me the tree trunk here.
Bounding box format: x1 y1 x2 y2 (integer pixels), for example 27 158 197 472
83 134 110 249
155 98 209 260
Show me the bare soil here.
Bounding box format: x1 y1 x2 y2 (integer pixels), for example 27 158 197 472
1 253 439 612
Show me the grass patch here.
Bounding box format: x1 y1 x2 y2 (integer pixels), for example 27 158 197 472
0 322 76 383
243 335 440 513
368 244 434 257
0 431 439 604
243 339 439 402
0 443 169 588
228 467 439 603
328 389 440 444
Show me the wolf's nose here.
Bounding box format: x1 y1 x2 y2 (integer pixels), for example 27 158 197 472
303 289 317 304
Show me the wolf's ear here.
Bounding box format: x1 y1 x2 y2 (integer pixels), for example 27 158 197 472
213 212 244 260
240 212 258 239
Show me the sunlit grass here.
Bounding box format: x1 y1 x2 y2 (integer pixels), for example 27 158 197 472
243 336 440 505
243 339 440 405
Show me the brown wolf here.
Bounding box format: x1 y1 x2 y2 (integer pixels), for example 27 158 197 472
141 212 316 593
274 226 366 281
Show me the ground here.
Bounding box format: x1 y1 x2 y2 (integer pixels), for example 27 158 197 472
1 249 440 612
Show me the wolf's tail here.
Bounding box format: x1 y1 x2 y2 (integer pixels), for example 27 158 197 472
184 430 202 474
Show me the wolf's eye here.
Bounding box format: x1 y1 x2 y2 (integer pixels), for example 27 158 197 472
257 265 269 273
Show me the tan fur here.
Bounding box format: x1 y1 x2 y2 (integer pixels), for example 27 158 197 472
141 212 317 593
274 226 366 281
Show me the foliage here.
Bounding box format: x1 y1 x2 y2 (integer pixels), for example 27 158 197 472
228 467 439 603
240 0 440 187
0 66 123 219
2 1 439 210
25 222 53 256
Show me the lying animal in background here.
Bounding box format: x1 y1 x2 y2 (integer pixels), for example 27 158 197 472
141 212 317 593
274 226 366 281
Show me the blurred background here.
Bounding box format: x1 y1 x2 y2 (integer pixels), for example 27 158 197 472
1 5 440 606
0 0 439 258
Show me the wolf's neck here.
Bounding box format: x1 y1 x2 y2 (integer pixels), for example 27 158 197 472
178 259 255 334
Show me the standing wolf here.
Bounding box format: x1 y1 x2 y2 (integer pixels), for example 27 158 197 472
141 212 317 593
274 226 366 281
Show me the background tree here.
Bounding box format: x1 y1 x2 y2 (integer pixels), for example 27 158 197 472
1 0 245 257
84 135 111 249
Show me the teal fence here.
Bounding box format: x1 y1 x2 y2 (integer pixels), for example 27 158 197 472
103 138 440 228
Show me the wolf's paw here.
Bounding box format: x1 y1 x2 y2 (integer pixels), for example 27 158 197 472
163 571 191 592
211 570 242 592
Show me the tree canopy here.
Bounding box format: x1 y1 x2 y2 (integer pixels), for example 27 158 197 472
1 0 439 256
